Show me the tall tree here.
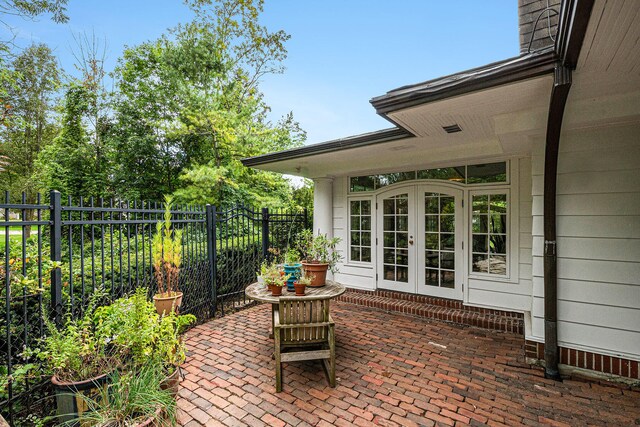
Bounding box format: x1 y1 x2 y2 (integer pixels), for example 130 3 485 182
0 43 61 199
35 83 103 198
110 0 305 207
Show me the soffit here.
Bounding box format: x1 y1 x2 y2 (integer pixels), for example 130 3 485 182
253 75 553 179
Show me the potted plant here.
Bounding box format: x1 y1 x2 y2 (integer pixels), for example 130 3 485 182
35 292 119 424
283 248 301 292
293 272 314 296
296 230 343 287
71 361 177 426
261 263 289 296
152 195 184 315
93 289 196 398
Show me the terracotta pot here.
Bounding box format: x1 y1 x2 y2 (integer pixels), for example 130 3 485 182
267 284 283 296
293 281 306 296
301 262 329 287
134 407 164 427
160 366 180 398
51 372 110 424
153 291 183 315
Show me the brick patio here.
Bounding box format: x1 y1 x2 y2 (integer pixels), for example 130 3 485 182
177 301 640 426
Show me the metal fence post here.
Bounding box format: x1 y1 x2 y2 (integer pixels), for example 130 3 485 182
261 207 269 260
50 190 62 326
303 207 309 229
206 205 217 318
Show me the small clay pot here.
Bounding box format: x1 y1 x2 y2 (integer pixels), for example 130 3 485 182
153 291 183 315
293 281 306 296
268 284 283 296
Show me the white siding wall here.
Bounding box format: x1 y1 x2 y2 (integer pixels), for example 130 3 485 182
531 123 640 360
332 176 376 289
466 157 533 312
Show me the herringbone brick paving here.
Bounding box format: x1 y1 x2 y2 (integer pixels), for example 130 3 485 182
178 301 640 426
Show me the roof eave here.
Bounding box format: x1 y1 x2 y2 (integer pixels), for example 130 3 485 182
370 49 558 115
241 127 412 167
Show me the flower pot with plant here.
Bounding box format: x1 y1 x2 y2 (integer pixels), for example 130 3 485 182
296 230 343 287
293 272 314 296
261 263 289 296
35 290 118 424
71 361 177 427
283 248 301 292
93 289 196 398
152 195 184 315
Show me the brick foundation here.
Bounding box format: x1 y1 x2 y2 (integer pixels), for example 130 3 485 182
337 288 524 334
525 340 640 380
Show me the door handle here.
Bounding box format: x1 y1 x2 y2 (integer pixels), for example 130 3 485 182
409 235 414 245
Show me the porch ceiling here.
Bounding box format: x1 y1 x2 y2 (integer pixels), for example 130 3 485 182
252 75 552 179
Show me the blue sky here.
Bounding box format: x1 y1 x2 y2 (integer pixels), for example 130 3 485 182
4 1 519 144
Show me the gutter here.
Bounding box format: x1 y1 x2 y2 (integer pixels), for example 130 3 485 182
241 127 410 168
542 0 594 380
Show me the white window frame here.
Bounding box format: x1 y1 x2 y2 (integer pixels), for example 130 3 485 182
346 195 374 266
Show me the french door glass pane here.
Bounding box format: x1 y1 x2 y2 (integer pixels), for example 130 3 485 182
382 194 410 283
423 192 455 289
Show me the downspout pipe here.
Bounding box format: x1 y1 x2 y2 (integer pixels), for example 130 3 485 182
543 63 571 380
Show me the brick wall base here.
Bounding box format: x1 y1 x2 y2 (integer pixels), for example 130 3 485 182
525 340 640 381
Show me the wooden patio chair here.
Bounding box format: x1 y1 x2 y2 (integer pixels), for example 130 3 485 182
273 295 336 392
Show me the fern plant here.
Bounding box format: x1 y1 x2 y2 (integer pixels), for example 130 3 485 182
152 195 183 296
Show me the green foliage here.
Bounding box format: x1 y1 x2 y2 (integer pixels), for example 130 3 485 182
70 361 177 427
296 230 343 273
152 195 184 296
35 83 107 198
284 248 299 266
93 288 195 371
35 289 115 383
0 44 61 199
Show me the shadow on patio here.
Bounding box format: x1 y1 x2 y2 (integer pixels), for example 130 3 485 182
177 302 640 426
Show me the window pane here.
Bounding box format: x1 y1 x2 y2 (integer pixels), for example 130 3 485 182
472 234 488 252
376 172 416 188
467 162 507 184
351 247 361 261
472 195 488 213
396 250 408 266
384 249 395 263
441 215 455 233
441 271 455 288
425 215 438 232
396 197 408 214
489 255 507 275
350 176 376 192
383 199 394 214
440 197 455 214
396 266 409 283
361 200 371 215
361 232 371 246
441 233 455 251
361 216 371 231
425 233 439 250
383 232 394 247
384 216 395 231
490 194 507 213
383 264 395 280
351 232 360 245
489 234 507 254
418 167 465 182
425 251 439 267
425 196 439 214
472 254 488 273
351 215 360 230
396 232 408 248
396 216 408 231
362 248 371 262
425 268 439 287
441 252 454 270
350 200 360 214
472 214 488 233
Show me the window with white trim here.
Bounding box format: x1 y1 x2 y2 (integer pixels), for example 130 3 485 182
349 199 372 263
471 193 508 276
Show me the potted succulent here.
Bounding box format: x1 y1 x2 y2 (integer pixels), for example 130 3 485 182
261 263 289 296
152 195 184 315
293 272 314 296
283 248 302 292
296 230 343 287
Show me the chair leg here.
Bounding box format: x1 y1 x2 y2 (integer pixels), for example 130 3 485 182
328 325 336 387
274 329 282 392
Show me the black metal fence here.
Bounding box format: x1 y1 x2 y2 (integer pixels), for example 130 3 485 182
1 191 308 424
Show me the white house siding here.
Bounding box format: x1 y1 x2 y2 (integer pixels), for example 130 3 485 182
466 157 533 313
531 123 640 361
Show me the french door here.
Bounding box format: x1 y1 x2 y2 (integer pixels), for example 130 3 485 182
377 185 463 299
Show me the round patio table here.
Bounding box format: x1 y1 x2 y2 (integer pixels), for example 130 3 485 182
245 280 346 337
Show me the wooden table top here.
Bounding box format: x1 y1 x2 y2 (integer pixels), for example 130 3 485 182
245 280 346 304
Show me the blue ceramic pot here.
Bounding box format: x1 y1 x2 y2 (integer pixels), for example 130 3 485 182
283 263 301 291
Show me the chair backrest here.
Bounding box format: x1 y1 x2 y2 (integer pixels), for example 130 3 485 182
278 296 331 344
